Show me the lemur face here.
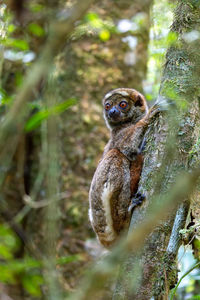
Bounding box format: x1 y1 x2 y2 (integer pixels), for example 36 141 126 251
103 88 148 129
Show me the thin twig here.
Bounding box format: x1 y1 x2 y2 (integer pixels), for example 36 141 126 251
170 261 200 300
23 192 70 208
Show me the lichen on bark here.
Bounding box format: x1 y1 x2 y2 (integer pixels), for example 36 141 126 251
113 1 200 299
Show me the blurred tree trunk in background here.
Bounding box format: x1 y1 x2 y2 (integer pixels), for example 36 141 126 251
113 1 200 299
0 6 47 298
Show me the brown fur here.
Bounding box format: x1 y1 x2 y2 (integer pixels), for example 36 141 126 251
89 88 159 248
130 154 144 195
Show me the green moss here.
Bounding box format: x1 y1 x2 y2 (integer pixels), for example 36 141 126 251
189 137 200 157
153 253 178 297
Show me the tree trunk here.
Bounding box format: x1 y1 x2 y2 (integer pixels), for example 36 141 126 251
113 1 200 299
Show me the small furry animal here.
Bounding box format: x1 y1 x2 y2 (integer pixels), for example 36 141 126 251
89 88 159 248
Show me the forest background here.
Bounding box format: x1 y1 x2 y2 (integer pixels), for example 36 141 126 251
0 0 200 299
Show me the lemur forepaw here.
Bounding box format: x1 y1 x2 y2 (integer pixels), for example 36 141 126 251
149 104 162 118
128 192 145 212
152 96 171 114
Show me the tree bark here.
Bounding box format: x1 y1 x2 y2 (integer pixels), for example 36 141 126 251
113 1 200 299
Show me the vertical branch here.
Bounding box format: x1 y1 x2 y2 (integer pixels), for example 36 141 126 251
43 80 62 300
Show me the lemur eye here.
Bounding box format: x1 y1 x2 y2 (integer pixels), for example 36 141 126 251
105 103 111 110
119 101 128 109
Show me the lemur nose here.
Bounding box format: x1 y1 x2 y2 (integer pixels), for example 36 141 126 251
109 107 120 118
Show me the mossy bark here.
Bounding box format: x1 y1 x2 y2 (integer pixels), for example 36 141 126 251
113 1 200 299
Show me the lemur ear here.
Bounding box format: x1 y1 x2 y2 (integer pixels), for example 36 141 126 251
135 95 143 107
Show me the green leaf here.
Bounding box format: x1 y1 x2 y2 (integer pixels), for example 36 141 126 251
51 98 77 114
166 32 178 46
85 12 99 22
0 264 15 283
0 89 13 106
25 110 50 132
0 224 19 257
22 257 42 270
0 257 42 273
189 296 200 300
25 98 77 132
29 3 44 13
4 38 29 51
85 12 102 29
0 245 13 259
28 23 45 37
7 24 16 33
99 29 110 41
56 254 81 265
22 274 43 297
15 71 23 87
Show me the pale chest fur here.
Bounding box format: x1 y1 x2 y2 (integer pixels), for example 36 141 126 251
89 149 131 247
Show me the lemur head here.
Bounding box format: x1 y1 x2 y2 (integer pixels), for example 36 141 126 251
102 88 148 130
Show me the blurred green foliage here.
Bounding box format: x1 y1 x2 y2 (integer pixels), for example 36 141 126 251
146 0 175 100
0 224 20 260
25 98 77 131
0 223 43 296
71 11 116 41
28 23 45 37
0 224 81 297
3 38 29 51
170 247 200 300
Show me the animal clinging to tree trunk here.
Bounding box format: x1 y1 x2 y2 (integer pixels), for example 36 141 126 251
89 88 160 247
